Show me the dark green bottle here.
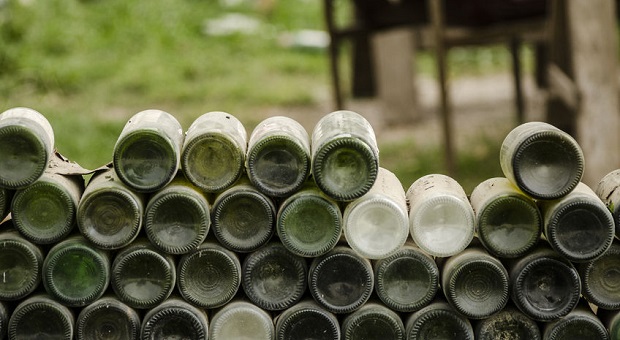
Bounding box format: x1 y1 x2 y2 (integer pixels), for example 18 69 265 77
341 302 405 340
274 300 340 340
0 301 6 340
474 305 541 340
76 296 141 340
405 299 474 340
598 308 620 340
0 228 44 300
542 301 609 340
579 242 620 310
8 294 75 339
141 297 209 340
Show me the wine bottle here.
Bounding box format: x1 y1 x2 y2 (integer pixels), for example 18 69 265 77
0 301 7 340
76 295 141 340
177 242 241 309
141 297 210 340
597 308 620 340
77 168 144 250
12 172 84 244
406 174 475 257
209 300 274 340
277 182 342 258
182 111 248 192
42 235 110 307
474 304 541 340
0 228 44 300
274 300 340 340
144 175 210 255
404 299 474 340
246 116 310 198
211 177 276 253
0 107 55 189
308 245 373 314
9 294 74 339
579 241 620 310
373 243 439 313
594 168 620 239
341 302 405 340
242 242 307 311
113 109 183 193
311 110 379 201
500 121 584 200
343 167 409 259
540 182 615 263
111 239 176 309
469 177 542 258
542 300 609 340
0 187 12 222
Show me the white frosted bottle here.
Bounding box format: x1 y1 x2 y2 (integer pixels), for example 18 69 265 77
209 300 274 340
343 167 408 259
407 174 474 257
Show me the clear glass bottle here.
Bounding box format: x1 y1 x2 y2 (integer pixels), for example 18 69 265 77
308 245 374 314
42 235 110 307
579 242 620 310
500 121 584 200
211 177 276 253
8 294 74 340
406 174 475 258
0 107 55 189
598 308 620 340
343 167 409 259
474 305 541 340
144 175 210 255
113 109 183 193
182 111 247 193
441 246 509 319
311 110 379 201
209 300 274 340
404 299 474 340
374 243 439 313
542 301 609 340
341 302 405 340
595 168 620 239
177 241 241 309
76 295 141 340
470 177 542 258
246 116 310 198
0 187 12 222
12 172 84 245
111 239 176 310
141 297 210 340
0 228 44 300
277 182 342 258
274 300 340 340
77 168 144 250
242 242 307 311
540 182 615 263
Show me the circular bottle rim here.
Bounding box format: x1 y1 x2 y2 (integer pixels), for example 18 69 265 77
0 238 42 300
545 314 609 339
9 297 74 340
276 304 340 340
142 302 208 340
406 305 474 340
580 244 620 310
76 297 140 340
0 124 50 189
342 306 404 340
210 301 274 339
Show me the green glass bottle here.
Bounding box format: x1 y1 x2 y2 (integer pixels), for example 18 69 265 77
474 305 541 340
0 228 44 300
598 308 620 340
8 294 74 340
209 300 274 340
311 110 379 201
182 111 248 193
579 242 620 310
0 107 55 189
177 242 241 309
12 172 84 245
595 168 620 239
0 301 7 340
0 187 12 222
113 109 183 193
341 302 405 340
144 176 210 255
76 296 141 340
77 168 144 250
542 301 609 340
141 297 209 340
274 300 340 340
404 299 474 340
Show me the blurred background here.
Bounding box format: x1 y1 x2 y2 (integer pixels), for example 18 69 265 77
1 0 617 193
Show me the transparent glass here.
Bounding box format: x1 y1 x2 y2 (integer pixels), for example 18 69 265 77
405 300 474 340
341 302 404 340
275 300 340 340
9 295 74 339
579 242 620 310
76 296 140 340
209 301 274 340
0 230 43 300
141 297 209 340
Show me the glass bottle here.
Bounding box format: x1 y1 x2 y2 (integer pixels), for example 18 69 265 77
277 182 342 258
76 295 141 340
441 246 509 319
77 168 144 250
113 109 183 193
0 187 12 222
343 167 409 259
144 176 210 255
542 301 609 340
209 300 274 340
540 182 615 263
12 172 84 245
508 245 581 322
500 121 584 200
274 300 340 340
0 301 7 340
177 241 241 309
311 110 379 201
0 228 44 300
597 308 620 340
594 168 620 239
8 294 74 340
474 304 541 340
0 107 55 189
246 116 310 198
404 299 474 340
469 177 542 258
579 241 620 310
406 174 475 257
373 243 439 313
242 242 307 311
341 302 405 340
211 177 276 253
141 297 210 340
42 235 110 307
308 245 374 314
111 239 176 310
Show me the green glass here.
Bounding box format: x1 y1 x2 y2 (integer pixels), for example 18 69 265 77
141 297 209 340
542 302 609 340
474 305 541 340
275 300 340 340
42 236 110 307
0 301 7 340
0 107 54 189
0 229 44 300
579 242 620 310
9 294 75 340
405 300 474 340
598 308 620 340
77 296 141 340
341 302 405 340
209 300 274 340
12 172 84 244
